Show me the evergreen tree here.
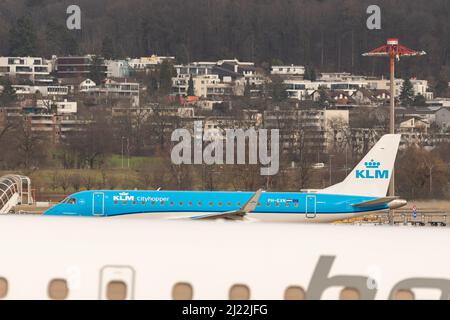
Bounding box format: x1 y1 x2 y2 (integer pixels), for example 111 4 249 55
318 86 329 107
244 79 251 97
187 75 195 96
89 56 106 84
412 94 427 106
435 79 449 97
399 78 415 107
0 78 16 107
270 76 288 102
159 61 175 95
304 65 317 81
309 67 317 82
9 17 37 56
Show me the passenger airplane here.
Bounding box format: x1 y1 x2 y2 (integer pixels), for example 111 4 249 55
43 134 407 222
0 215 448 300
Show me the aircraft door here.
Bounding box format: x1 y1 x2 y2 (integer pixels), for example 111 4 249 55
306 195 316 218
93 192 105 216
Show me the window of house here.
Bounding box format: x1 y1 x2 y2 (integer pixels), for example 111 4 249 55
106 281 127 300
229 284 250 300
172 282 193 300
48 279 69 300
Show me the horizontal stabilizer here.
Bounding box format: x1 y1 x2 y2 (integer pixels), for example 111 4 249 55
351 196 399 208
190 189 263 221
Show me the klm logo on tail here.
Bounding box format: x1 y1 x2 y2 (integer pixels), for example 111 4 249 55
356 160 389 179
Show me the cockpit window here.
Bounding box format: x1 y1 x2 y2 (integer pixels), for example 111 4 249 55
67 198 76 205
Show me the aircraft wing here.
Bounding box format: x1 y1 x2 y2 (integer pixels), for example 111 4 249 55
351 196 399 208
190 189 263 221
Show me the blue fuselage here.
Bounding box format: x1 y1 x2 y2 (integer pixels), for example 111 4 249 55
43 190 387 221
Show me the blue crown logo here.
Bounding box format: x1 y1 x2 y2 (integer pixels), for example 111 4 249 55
364 160 380 169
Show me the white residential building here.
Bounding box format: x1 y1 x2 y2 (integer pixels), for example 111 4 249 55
284 80 320 100
12 85 69 97
426 98 450 108
79 79 96 92
367 78 433 100
319 72 369 82
284 78 369 101
84 79 140 107
128 55 175 70
55 100 77 114
270 65 305 77
0 57 52 83
193 74 222 97
175 62 216 76
106 60 131 78
172 74 240 98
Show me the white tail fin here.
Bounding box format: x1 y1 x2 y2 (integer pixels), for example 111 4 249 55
322 134 401 197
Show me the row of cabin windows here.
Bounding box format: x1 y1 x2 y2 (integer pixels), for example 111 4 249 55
0 277 419 300
112 200 300 208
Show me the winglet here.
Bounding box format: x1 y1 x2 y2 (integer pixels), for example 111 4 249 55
240 189 263 213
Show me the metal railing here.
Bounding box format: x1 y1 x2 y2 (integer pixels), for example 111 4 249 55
0 175 33 214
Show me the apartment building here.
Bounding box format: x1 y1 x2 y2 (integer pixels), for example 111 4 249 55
270 65 305 77
12 85 69 97
264 107 349 154
128 55 175 71
83 79 140 107
106 60 131 78
55 55 107 79
367 78 433 100
172 74 239 98
0 57 52 84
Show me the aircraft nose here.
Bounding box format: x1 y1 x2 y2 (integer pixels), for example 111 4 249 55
388 199 407 209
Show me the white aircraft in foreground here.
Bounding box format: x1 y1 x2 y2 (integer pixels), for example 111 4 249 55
0 215 448 300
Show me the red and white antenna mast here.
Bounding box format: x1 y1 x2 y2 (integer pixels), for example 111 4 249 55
363 38 426 225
